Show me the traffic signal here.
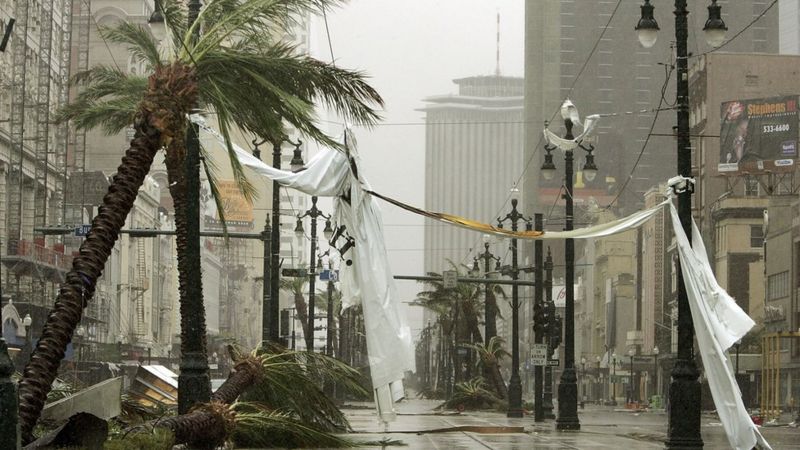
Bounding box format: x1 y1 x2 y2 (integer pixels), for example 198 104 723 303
541 301 553 334
548 315 563 357
533 303 545 334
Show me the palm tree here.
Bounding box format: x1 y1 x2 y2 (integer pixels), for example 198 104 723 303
18 0 383 441
464 336 509 400
413 266 507 399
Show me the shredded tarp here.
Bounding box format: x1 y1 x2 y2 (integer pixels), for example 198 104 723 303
194 116 414 423
668 201 770 450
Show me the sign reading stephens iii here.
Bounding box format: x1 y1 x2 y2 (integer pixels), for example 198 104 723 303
719 95 799 175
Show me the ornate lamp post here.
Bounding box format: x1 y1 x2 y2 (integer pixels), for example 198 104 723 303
595 355 602 404
497 185 533 418
628 348 635 404
295 196 333 352
542 99 598 431
475 234 501 345
653 345 660 401
634 1 726 447
610 352 618 406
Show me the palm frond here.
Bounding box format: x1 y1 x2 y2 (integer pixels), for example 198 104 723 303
191 0 346 62
158 0 188 54
230 402 353 448
57 98 140 134
242 345 367 432
214 106 258 204
100 22 162 69
200 148 229 239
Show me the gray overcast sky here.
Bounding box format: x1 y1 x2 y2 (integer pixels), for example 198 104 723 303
310 1 526 333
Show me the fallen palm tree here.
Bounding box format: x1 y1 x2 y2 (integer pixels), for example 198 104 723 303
128 343 366 448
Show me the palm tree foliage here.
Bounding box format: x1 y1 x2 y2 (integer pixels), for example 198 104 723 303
439 377 505 412
411 264 507 399
463 336 509 400
151 344 367 448
19 0 383 442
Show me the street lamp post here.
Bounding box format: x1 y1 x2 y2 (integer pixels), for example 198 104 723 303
595 355 601 404
628 348 635 404
497 185 533 418
475 235 501 346
543 248 557 419
580 357 586 406
653 345 660 401
179 0 211 414
252 139 274 345
611 353 618 406
295 196 333 352
542 100 598 431
634 1 727 447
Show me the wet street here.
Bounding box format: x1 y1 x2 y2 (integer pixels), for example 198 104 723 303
342 399 800 449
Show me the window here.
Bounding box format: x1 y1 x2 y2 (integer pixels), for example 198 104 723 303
744 178 759 197
767 271 790 300
750 225 764 248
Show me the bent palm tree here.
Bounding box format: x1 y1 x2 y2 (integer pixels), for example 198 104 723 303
18 0 383 441
279 276 311 349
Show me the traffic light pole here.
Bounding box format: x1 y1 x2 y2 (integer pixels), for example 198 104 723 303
533 214 545 422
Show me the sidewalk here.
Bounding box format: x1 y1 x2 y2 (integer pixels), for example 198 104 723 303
341 400 800 449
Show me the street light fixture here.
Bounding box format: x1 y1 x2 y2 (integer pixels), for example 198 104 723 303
634 2 726 447
296 196 330 352
289 141 305 172
543 99 597 431
634 0 659 48
496 185 533 418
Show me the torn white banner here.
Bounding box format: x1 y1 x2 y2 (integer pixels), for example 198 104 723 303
669 202 770 450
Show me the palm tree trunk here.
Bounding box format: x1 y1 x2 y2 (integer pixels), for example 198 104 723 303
17 113 161 443
157 406 229 450
294 293 311 350
210 358 262 404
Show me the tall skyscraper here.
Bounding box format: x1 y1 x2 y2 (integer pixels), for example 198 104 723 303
524 0 779 214
421 76 524 275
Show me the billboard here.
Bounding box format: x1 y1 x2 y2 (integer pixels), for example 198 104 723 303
719 96 799 175
201 180 254 231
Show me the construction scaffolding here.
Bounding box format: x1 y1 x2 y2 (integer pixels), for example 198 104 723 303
760 331 800 420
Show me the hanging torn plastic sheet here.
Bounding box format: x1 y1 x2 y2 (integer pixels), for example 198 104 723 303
193 116 414 424
668 202 770 450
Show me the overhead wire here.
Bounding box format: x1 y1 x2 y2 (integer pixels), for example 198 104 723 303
604 56 674 210
454 0 624 267
693 0 778 57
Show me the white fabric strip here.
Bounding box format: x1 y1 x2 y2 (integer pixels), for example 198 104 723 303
669 203 770 450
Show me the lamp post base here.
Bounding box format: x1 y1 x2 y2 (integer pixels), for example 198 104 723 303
556 367 580 431
506 372 524 418
543 366 555 419
178 351 211 415
665 360 702 449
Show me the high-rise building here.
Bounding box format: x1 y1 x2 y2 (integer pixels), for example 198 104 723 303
780 0 800 54
525 1 779 214
421 75 524 276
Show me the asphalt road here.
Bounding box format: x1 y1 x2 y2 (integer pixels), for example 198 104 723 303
340 399 799 449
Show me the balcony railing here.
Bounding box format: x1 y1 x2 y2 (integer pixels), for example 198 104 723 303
6 238 74 271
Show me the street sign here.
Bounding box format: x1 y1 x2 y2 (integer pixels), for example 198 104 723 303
530 344 548 366
443 270 457 288
319 269 339 282
547 359 560 366
609 375 630 383
282 268 308 277
74 224 91 236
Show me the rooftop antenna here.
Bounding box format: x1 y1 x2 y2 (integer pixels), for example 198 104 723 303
495 10 501 76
